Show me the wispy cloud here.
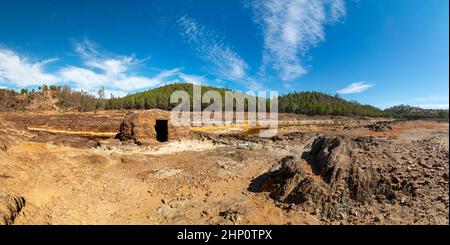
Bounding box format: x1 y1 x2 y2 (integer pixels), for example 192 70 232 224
60 39 168 92
104 89 128 99
0 39 206 97
331 0 346 22
251 0 346 83
178 16 249 82
0 49 58 87
177 73 207 85
337 82 374 94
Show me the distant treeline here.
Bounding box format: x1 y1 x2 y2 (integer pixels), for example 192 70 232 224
385 105 449 119
106 83 386 117
278 92 386 117
1 83 448 119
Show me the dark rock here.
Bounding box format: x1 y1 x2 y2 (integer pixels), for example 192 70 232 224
253 136 396 222
443 172 449 181
365 122 393 132
0 190 25 225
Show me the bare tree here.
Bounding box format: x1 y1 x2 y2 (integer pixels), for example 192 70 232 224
97 86 106 99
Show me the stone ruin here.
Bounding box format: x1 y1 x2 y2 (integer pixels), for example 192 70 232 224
116 109 190 145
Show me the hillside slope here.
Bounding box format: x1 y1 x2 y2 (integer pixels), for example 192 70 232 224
1 86 102 112
0 89 60 112
385 105 449 119
278 92 385 117
106 83 233 110
106 83 387 117
4 83 447 119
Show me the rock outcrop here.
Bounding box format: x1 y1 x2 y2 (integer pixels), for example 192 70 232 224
0 190 25 225
255 136 397 221
365 121 393 132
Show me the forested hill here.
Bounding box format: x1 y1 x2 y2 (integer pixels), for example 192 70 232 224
106 83 386 117
385 105 449 119
279 92 385 117
105 83 232 110
6 83 440 118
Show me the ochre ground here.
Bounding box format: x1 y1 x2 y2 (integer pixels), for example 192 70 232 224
0 111 448 224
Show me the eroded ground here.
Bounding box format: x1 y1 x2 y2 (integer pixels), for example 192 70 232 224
0 112 448 224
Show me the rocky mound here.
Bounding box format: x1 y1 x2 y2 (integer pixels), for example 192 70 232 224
0 190 25 225
25 92 60 111
257 137 395 221
253 134 449 224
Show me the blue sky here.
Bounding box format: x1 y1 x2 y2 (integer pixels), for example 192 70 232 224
0 0 448 108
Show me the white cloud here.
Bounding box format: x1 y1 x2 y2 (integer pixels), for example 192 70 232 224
0 49 58 87
178 73 207 85
59 39 164 92
74 39 146 75
331 0 346 22
59 66 105 89
251 0 346 82
104 89 128 99
178 16 249 81
0 40 207 97
337 82 374 94
178 16 266 90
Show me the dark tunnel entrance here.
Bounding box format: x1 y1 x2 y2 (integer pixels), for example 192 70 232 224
155 120 169 142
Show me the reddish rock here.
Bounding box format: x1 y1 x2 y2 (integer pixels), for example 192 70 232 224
116 109 190 145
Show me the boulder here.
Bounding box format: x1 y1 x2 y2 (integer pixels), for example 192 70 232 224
253 136 396 221
0 189 25 225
